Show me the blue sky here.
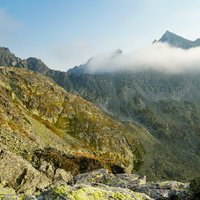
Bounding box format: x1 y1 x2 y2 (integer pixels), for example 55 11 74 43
0 0 200 70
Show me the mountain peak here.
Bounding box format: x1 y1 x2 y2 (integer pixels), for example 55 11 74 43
0 47 21 67
0 47 11 52
161 30 179 39
158 31 200 49
20 57 49 74
159 31 185 43
164 30 175 35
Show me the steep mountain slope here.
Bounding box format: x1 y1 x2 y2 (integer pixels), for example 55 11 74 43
61 71 200 180
0 66 147 192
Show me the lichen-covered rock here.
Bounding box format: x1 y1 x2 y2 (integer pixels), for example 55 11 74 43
75 169 190 200
0 145 51 193
0 169 193 200
39 160 54 179
131 181 190 200
54 168 73 184
75 168 146 188
37 184 153 200
75 169 110 184
0 181 16 196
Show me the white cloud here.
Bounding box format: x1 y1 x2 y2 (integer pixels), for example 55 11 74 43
87 43 200 74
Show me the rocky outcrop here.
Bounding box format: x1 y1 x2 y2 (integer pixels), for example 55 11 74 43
0 145 51 193
1 169 196 200
54 168 73 183
39 183 153 200
74 169 190 200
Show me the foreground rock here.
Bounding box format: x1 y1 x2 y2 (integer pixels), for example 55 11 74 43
74 169 190 200
1 169 196 200
0 145 51 194
39 183 153 200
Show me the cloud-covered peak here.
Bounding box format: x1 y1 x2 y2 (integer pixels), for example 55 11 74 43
86 42 200 74
158 31 200 49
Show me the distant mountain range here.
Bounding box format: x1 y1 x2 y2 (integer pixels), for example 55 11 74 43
1 31 200 181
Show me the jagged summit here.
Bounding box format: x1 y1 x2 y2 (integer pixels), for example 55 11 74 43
0 47 21 67
20 57 49 73
0 47 49 74
160 30 177 38
0 47 11 52
159 30 191 44
158 31 200 49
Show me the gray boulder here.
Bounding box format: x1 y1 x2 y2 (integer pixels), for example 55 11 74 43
54 168 73 184
0 146 51 193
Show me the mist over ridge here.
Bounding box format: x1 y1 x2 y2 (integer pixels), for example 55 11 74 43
86 32 200 74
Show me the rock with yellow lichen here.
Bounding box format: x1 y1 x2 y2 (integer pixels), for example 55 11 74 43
0 169 194 200
36 184 153 200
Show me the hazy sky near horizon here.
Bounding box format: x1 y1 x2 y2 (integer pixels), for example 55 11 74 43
1 0 200 70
